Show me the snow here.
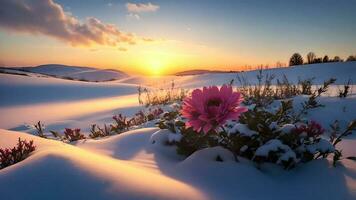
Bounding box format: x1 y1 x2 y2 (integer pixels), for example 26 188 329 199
1 128 356 199
255 139 292 157
1 62 356 199
22 64 129 82
65 69 128 82
228 123 258 136
0 129 205 200
0 73 138 107
118 62 356 88
269 121 278 130
306 138 335 154
278 150 297 163
181 146 236 163
279 124 296 134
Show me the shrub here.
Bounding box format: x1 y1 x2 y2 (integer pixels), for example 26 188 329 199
138 81 188 107
346 55 356 62
306 52 316 64
0 138 36 169
50 130 62 139
289 53 304 66
89 124 111 138
296 78 336 119
147 107 164 121
111 108 164 134
338 79 351 98
332 56 343 62
34 121 46 138
158 83 353 169
111 114 131 134
298 77 314 95
236 70 330 108
329 120 356 166
63 128 85 142
129 111 147 126
323 55 329 63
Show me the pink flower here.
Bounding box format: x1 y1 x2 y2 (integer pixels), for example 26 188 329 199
294 120 325 137
181 85 247 134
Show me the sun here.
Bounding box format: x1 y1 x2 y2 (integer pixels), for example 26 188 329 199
149 59 164 76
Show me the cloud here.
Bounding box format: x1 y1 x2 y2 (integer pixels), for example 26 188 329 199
0 0 154 46
126 13 140 20
126 2 159 13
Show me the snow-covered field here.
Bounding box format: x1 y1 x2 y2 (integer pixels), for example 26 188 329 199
0 62 356 200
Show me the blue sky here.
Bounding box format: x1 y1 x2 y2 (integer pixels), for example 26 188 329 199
56 0 356 48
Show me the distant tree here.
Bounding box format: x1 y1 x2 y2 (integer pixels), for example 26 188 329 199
306 52 316 64
275 61 286 68
289 53 304 66
322 55 329 63
333 56 343 62
346 55 356 62
313 58 322 63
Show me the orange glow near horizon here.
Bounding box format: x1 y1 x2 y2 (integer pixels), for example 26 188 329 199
0 32 261 76
0 32 291 76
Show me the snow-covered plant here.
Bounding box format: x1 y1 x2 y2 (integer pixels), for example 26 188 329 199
63 128 85 142
230 105 336 168
0 138 36 169
159 85 247 157
257 120 334 168
158 110 182 132
157 83 354 170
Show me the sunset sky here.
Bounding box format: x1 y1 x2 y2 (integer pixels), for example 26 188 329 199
1 0 356 75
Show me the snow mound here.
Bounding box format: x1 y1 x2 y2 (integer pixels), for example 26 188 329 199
1 128 356 200
0 129 205 200
150 129 182 145
182 146 236 163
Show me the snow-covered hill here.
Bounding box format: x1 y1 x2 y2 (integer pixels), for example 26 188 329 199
17 64 129 82
119 62 356 89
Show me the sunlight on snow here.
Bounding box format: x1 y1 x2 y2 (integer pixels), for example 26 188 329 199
0 94 139 129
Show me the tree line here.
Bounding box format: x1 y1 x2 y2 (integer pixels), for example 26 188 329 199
289 52 356 66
